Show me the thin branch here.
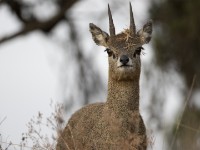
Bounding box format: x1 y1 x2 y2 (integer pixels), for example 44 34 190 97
177 123 200 133
0 0 78 45
4 0 32 23
170 74 196 149
0 141 32 149
0 116 7 126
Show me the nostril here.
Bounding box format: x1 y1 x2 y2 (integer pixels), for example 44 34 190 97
120 55 129 64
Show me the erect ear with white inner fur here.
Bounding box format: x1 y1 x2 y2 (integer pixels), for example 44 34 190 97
89 23 109 47
137 20 153 44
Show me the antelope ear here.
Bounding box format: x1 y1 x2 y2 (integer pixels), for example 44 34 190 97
137 20 153 44
89 23 109 47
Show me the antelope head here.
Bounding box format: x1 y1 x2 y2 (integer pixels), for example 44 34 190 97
89 3 153 81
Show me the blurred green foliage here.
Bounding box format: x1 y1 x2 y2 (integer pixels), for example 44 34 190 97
150 0 200 89
149 0 200 149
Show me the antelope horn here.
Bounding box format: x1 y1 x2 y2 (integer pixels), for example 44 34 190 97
129 2 136 35
108 4 115 36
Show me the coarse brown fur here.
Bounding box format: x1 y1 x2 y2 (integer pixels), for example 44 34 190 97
56 3 152 150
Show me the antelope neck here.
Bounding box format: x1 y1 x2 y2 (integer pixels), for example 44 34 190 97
106 77 140 115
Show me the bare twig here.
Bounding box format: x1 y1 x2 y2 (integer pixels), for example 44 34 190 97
4 141 12 150
0 117 7 126
170 74 196 149
0 141 32 149
177 123 200 133
0 0 77 45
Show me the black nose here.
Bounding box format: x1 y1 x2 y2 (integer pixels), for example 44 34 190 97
120 55 129 65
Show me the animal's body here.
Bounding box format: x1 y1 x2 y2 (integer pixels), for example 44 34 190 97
57 3 152 150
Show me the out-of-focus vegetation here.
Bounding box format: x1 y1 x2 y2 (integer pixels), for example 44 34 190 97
150 0 200 88
0 102 65 150
1 0 200 149
0 0 106 110
149 0 200 149
0 0 106 149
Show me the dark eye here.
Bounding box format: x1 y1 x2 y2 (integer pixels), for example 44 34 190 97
133 47 144 57
104 48 113 57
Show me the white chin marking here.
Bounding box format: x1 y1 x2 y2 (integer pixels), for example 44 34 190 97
118 66 133 71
